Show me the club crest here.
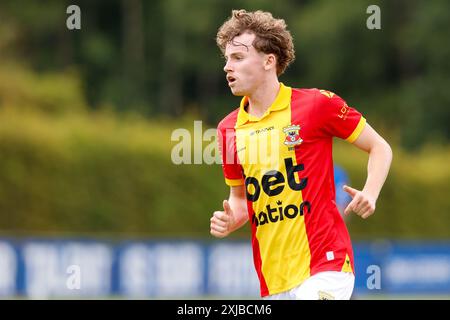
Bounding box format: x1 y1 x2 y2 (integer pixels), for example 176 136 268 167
283 125 303 146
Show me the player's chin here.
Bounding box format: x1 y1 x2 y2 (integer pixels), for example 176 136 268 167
229 87 245 96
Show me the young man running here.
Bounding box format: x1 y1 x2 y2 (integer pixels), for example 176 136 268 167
210 9 392 300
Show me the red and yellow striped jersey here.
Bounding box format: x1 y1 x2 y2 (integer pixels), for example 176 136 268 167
217 83 365 297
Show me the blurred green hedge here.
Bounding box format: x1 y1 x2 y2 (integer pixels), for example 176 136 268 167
0 108 449 239
0 64 86 114
0 109 226 238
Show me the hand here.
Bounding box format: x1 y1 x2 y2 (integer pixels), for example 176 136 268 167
343 185 376 219
210 200 235 238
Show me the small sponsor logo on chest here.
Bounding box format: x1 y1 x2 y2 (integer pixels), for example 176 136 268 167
249 126 275 136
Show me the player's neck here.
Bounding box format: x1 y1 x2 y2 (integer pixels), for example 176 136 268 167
247 78 280 118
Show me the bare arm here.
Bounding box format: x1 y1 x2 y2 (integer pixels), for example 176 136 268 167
210 185 249 238
343 123 393 219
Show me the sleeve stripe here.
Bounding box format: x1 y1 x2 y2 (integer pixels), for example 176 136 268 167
346 116 366 143
225 178 245 186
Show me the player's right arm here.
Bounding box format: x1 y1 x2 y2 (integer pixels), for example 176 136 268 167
210 185 249 238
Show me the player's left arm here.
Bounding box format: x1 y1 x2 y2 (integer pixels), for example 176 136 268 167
343 123 393 219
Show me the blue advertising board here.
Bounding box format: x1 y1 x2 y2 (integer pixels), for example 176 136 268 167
0 238 449 298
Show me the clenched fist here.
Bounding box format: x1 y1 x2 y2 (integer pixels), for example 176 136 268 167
210 200 235 238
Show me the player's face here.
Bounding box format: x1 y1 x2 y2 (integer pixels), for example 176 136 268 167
223 32 268 96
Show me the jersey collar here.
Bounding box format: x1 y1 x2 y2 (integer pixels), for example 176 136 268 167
235 83 292 127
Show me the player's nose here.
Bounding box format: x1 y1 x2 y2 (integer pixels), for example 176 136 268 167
223 60 233 73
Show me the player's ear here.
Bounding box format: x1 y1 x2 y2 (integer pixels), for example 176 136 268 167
264 54 277 71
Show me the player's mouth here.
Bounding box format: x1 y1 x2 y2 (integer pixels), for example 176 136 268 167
227 75 237 86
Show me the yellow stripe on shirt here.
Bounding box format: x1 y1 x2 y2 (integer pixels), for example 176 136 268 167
346 117 366 143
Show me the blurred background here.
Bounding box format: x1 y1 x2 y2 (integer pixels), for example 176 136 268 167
0 0 449 299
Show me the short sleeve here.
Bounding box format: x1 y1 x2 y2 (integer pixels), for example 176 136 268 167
316 89 366 143
217 123 244 186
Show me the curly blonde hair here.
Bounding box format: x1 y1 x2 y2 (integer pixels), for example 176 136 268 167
216 9 295 76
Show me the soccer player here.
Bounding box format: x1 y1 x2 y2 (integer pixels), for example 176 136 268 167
210 10 392 300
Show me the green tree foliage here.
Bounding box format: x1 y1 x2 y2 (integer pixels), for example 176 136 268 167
0 0 448 148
